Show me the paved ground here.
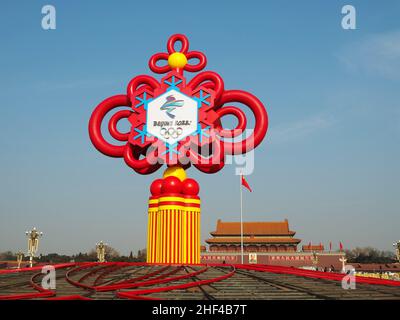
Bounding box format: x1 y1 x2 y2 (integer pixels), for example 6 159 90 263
0 263 399 300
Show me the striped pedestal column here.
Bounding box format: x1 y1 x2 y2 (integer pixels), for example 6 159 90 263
147 195 201 264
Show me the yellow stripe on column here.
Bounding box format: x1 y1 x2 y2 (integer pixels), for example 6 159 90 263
198 211 201 263
146 212 149 263
152 211 155 263
189 211 192 264
152 211 156 263
154 211 157 263
157 210 162 263
164 210 166 263
192 211 195 264
172 210 176 264
195 211 198 263
190 211 193 264
147 211 151 263
177 209 183 263
190 210 193 264
185 211 192 264
170 210 174 264
160 211 164 264
159 210 163 264
165 210 172 263
164 210 167 263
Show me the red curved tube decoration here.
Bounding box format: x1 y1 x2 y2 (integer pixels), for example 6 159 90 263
217 90 268 155
108 110 132 141
184 50 207 73
88 34 269 175
117 266 235 299
95 266 209 292
89 95 130 158
148 52 170 74
127 75 160 98
187 71 224 103
216 106 247 138
167 34 189 54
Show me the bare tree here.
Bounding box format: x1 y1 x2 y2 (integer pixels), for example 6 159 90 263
345 247 396 263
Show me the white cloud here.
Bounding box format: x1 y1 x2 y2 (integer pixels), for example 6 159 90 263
337 30 400 80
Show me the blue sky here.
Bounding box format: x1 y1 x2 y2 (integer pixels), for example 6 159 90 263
0 1 399 255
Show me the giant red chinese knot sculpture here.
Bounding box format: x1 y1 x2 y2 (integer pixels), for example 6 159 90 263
89 34 268 264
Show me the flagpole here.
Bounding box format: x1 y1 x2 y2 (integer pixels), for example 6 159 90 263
240 173 244 264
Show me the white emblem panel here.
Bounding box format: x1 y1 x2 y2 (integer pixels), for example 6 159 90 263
147 89 198 144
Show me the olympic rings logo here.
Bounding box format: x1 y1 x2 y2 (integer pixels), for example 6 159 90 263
160 127 183 139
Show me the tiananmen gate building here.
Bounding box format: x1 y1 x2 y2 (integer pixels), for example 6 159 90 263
201 219 344 270
205 219 301 253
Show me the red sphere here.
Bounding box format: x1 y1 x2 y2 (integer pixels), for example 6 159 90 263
150 179 163 196
182 178 200 195
162 176 183 194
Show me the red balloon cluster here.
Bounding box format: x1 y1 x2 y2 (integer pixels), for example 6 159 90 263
150 177 199 196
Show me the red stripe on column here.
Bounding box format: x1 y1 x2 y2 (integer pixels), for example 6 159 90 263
164 210 166 263
197 212 199 264
164 209 171 263
170 209 175 263
197 212 200 264
166 210 169 263
190 211 192 264
160 210 164 263
174 209 177 264
154 201 200 208
158 211 161 263
190 211 193 264
178 210 180 263
163 211 167 264
188 211 191 264
169 210 172 263
186 212 189 264
194 212 197 264
179 211 182 264
165 211 168 263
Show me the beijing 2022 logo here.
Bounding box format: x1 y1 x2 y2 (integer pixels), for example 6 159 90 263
160 95 184 119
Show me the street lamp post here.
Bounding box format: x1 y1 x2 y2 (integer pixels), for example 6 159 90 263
393 240 400 263
96 241 107 263
25 227 43 268
312 251 319 270
339 255 347 273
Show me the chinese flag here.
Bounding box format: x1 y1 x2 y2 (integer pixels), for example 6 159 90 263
339 242 344 251
241 175 252 192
